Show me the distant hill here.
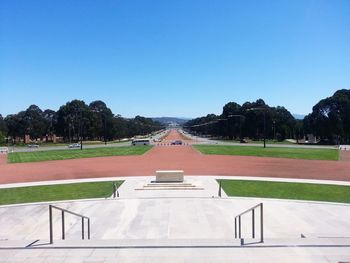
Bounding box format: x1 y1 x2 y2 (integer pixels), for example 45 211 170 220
293 114 306 120
152 117 190 125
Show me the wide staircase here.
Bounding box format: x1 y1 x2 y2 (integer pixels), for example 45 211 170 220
2 202 349 249
1 179 350 262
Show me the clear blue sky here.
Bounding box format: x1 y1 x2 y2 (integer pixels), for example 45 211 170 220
1 0 349 118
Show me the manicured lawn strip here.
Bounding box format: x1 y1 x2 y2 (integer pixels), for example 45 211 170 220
0 181 124 205
249 140 294 145
220 139 294 145
194 145 339 160
3 140 131 148
8 146 152 163
219 180 350 203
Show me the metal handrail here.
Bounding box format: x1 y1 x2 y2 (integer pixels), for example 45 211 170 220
235 203 262 218
234 203 263 243
49 205 91 244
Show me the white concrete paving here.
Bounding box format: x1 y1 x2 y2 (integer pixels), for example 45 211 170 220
0 176 350 262
1 196 350 241
2 175 350 189
1 239 350 262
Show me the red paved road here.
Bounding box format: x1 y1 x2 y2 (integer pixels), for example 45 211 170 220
341 150 350 162
0 154 6 165
0 130 349 184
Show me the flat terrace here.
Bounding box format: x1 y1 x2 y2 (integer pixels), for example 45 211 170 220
0 176 350 262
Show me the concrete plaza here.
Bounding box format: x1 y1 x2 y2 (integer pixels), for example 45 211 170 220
0 176 350 262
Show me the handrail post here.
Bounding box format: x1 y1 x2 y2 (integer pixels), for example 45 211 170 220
82 218 85 240
260 203 264 243
238 215 241 239
234 217 237 238
49 205 53 244
62 210 65 240
88 218 91 239
113 183 116 198
252 208 255 239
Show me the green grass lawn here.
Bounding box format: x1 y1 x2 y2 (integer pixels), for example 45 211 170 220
0 181 124 206
2 140 131 148
194 145 339 160
249 140 294 145
220 139 294 145
219 179 350 204
8 146 152 163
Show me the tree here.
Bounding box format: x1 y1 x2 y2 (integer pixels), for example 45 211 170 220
5 112 27 141
56 100 90 142
294 119 304 143
271 106 295 141
241 99 269 140
304 89 350 144
0 114 7 144
128 116 164 136
184 114 220 137
113 115 128 139
23 105 47 139
89 100 114 142
43 109 58 141
222 102 242 139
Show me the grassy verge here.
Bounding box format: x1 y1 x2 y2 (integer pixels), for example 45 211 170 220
219 179 350 204
3 140 131 148
0 181 124 206
219 139 294 145
250 140 294 145
8 146 152 163
194 145 339 160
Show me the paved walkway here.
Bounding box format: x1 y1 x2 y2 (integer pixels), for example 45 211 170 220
0 154 6 165
2 175 350 189
341 150 350 162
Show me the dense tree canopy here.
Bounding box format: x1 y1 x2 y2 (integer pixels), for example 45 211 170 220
186 99 296 141
186 90 350 144
0 114 7 144
304 89 350 144
1 100 164 144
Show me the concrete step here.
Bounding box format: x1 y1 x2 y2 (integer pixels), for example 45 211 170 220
135 187 204 190
0 240 40 248
2 238 350 249
146 183 194 186
135 182 204 191
144 184 197 188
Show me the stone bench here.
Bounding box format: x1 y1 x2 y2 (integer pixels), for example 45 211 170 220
155 170 184 182
0 147 8 153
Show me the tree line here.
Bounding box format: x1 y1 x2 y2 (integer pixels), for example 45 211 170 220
1 89 349 145
303 89 350 144
184 99 297 141
0 100 164 144
184 89 350 144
